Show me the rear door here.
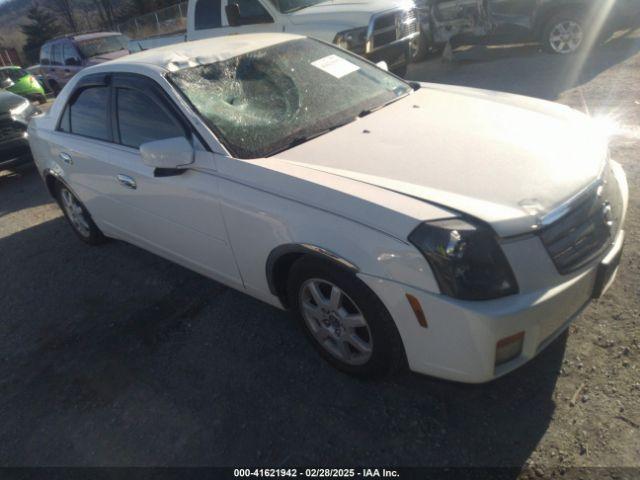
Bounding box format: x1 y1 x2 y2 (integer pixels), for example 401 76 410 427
487 0 538 40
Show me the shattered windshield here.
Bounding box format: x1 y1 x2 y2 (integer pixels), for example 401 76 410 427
168 38 411 158
267 0 326 13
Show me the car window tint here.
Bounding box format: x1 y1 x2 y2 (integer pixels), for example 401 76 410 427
195 0 222 29
116 88 184 149
51 43 63 66
233 0 272 23
69 87 110 141
59 106 71 133
63 43 82 66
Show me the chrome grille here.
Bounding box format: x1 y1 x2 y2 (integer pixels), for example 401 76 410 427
540 166 623 274
371 9 419 50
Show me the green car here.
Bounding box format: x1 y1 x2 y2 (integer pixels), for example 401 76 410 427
0 66 47 104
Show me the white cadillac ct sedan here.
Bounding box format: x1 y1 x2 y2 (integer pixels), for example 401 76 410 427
28 33 628 383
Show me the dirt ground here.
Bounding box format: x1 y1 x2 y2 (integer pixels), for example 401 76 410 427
0 30 639 473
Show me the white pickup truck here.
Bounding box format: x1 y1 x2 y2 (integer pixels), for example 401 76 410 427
131 0 419 75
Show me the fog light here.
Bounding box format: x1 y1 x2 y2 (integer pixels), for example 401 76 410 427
495 332 524 366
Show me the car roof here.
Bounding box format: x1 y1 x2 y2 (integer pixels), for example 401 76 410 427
104 33 304 72
73 31 123 42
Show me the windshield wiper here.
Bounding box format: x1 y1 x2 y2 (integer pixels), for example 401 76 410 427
358 92 411 118
266 117 357 157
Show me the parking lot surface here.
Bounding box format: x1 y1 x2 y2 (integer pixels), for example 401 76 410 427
1 31 639 470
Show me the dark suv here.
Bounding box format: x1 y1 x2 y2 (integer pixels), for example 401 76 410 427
417 0 640 55
39 32 130 95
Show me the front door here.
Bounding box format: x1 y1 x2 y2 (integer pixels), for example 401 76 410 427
53 74 242 287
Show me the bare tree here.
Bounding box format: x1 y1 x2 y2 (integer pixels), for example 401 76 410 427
92 0 116 30
50 0 78 33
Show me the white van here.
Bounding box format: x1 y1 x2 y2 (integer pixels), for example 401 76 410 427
185 0 419 75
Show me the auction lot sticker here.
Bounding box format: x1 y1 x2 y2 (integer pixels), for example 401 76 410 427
311 55 360 78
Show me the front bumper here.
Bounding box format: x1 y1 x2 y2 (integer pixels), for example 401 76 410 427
359 162 628 383
0 135 31 169
360 232 623 383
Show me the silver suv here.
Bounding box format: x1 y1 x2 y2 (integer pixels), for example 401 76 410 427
39 32 130 95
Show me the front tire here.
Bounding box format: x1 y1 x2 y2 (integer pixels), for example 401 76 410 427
543 12 586 54
287 257 406 377
55 183 107 245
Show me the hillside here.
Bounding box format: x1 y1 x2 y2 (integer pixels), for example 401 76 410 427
0 0 177 62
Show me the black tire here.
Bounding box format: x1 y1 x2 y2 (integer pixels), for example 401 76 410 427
287 256 406 378
542 11 587 54
55 182 107 245
37 94 47 105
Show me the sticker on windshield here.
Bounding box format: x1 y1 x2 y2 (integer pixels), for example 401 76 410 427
311 55 360 79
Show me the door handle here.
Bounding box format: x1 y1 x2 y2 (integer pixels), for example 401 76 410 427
59 152 73 165
116 174 137 190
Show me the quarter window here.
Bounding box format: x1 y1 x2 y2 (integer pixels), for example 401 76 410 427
195 0 222 30
61 86 110 141
40 44 51 66
116 88 185 149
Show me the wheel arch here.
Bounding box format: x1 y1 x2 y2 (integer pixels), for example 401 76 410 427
533 2 585 38
266 243 359 309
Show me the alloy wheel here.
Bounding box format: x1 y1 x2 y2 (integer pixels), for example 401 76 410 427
549 20 584 54
60 188 91 238
299 278 373 366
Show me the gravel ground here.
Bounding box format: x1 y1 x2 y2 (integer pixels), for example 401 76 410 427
0 30 639 472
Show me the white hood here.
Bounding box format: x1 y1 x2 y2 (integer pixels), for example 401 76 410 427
290 0 414 26
277 83 608 237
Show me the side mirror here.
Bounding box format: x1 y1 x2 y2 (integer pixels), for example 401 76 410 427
140 137 194 174
1 78 15 89
225 3 241 27
376 61 389 71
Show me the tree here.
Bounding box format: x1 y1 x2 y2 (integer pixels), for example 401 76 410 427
92 0 116 29
50 0 78 33
20 3 62 63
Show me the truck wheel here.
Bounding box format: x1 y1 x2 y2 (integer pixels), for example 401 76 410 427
543 12 586 54
287 256 406 377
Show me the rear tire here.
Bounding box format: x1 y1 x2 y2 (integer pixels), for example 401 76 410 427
287 256 406 378
542 12 586 54
55 182 107 245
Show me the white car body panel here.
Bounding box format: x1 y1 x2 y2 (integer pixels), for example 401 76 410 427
27 34 629 383
186 0 415 43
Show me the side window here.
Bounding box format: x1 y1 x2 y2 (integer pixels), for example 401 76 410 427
40 44 51 65
63 86 110 141
116 88 185 149
231 0 273 24
195 0 222 30
51 43 63 66
63 43 82 66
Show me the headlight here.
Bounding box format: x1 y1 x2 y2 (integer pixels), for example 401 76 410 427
10 100 30 117
333 27 368 54
408 218 518 300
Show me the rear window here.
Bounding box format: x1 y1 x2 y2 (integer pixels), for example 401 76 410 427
195 0 222 30
76 35 129 58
